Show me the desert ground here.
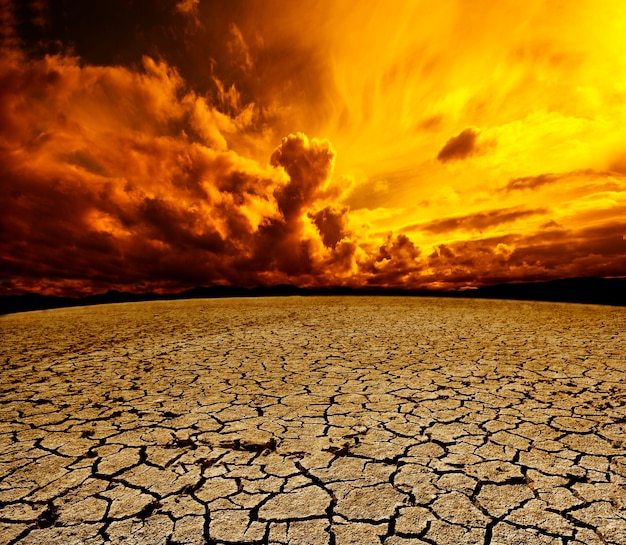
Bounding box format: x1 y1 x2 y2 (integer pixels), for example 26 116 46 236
1 296 625 545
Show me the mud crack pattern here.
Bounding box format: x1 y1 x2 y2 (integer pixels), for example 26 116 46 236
1 297 625 544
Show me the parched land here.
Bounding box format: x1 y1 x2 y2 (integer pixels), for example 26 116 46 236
0 296 625 544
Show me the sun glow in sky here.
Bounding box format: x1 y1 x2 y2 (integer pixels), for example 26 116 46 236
1 0 626 296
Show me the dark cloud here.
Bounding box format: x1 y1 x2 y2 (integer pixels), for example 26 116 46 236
508 222 626 270
0 129 337 294
58 149 111 177
405 207 546 234
0 50 345 296
504 173 560 193
311 206 350 249
2 3 624 295
418 221 626 288
540 219 562 230
8 0 340 142
137 197 227 253
240 133 339 281
364 234 423 286
503 169 615 193
436 127 480 163
271 133 336 222
376 234 420 262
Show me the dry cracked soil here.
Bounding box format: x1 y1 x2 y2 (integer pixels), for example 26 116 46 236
0 296 625 545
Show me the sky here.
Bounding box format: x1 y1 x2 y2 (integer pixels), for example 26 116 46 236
1 0 626 296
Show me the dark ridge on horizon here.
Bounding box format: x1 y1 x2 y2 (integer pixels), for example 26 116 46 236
0 277 625 316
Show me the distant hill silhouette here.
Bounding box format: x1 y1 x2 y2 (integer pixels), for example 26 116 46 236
1 277 624 315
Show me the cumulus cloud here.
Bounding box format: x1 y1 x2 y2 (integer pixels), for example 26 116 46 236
363 234 423 286
311 206 350 248
0 51 291 292
0 48 365 295
419 220 626 288
437 128 481 163
2 0 626 295
1 37 624 296
271 133 336 221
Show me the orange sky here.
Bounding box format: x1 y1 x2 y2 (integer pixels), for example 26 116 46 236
1 0 625 296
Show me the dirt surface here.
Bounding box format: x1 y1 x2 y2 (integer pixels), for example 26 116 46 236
1 296 625 544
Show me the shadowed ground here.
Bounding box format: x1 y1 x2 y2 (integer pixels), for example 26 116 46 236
1 296 625 544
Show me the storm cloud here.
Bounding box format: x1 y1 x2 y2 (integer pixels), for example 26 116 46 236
2 1 626 295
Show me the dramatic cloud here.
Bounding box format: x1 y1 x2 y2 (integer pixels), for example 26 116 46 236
436 128 481 163
0 47 369 294
2 1 626 295
271 134 336 222
502 169 615 194
311 206 350 249
365 234 423 287
406 207 547 235
421 221 626 288
504 173 561 193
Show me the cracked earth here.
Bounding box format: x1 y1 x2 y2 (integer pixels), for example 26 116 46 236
1 296 625 545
